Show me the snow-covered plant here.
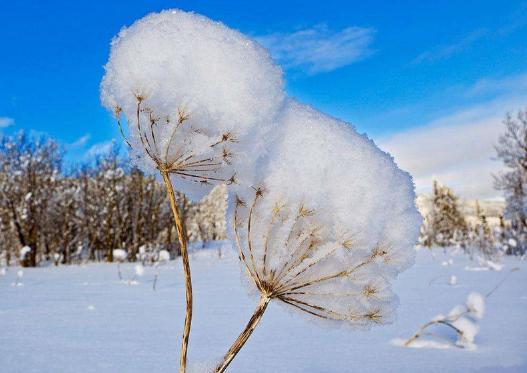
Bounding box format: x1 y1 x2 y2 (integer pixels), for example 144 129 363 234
11 269 24 287
402 292 485 350
100 10 284 370
402 267 518 350
153 249 171 291
19 246 32 263
215 102 421 372
127 264 145 286
495 108 527 255
419 180 468 250
113 249 127 262
113 248 127 280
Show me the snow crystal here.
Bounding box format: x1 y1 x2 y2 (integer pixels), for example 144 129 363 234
101 9 285 200
449 275 457 286
16 270 24 278
0 267 6 276
466 292 485 319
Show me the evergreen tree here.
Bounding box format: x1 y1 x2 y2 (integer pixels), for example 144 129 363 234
471 200 494 259
420 180 468 248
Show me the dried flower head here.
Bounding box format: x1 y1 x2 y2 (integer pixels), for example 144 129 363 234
100 9 285 201
114 98 238 188
233 189 404 326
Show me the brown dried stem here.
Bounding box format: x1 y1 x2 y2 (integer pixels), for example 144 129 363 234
161 170 193 373
215 295 270 373
114 95 237 373
215 191 386 371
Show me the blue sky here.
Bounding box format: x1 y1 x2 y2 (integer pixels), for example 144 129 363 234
1 0 526 199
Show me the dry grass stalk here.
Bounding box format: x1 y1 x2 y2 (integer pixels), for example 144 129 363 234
114 95 236 373
403 267 518 349
215 188 396 372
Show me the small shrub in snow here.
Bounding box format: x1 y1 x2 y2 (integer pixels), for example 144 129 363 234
152 250 171 291
20 246 32 260
466 292 485 319
401 292 485 350
401 268 519 351
112 249 127 262
158 250 170 263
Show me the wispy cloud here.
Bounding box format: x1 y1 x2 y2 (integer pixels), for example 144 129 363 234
379 74 527 200
68 134 91 149
0 116 15 128
413 29 487 64
86 140 114 159
257 24 375 74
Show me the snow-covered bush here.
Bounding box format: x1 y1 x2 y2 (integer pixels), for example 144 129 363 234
216 101 421 372
400 291 485 350
112 249 127 262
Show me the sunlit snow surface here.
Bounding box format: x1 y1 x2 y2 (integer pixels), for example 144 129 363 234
1 243 526 372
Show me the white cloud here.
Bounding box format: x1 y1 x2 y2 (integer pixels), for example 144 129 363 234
413 29 487 64
68 134 91 149
379 76 527 200
86 140 114 158
0 117 15 128
257 24 375 74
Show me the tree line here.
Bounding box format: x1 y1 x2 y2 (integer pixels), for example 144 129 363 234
420 109 527 257
0 132 227 267
2 109 526 266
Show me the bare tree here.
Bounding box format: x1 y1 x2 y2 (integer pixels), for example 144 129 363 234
494 108 527 255
0 132 62 267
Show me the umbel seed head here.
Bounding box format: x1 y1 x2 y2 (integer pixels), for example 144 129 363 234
233 188 405 326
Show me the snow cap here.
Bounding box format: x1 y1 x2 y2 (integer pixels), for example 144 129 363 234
101 9 285 200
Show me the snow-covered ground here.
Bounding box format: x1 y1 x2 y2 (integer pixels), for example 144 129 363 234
1 243 526 373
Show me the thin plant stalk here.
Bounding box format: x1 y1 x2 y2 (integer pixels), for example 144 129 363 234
215 191 396 372
215 295 271 373
161 170 193 373
114 98 235 372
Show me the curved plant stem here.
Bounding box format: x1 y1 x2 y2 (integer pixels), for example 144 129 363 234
161 171 193 373
215 296 271 373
